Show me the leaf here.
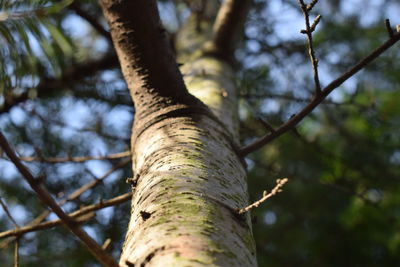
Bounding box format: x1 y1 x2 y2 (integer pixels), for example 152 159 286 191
0 0 74 95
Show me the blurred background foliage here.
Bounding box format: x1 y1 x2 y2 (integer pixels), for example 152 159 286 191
0 0 400 266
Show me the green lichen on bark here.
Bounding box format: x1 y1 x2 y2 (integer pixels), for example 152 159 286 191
120 113 256 266
114 1 256 266
181 57 239 141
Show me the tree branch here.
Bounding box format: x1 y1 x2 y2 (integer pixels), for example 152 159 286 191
242 92 372 112
0 132 119 267
0 192 132 240
238 178 288 214
0 158 130 249
14 238 19 267
68 2 112 41
385 19 394 38
100 0 197 111
203 0 251 62
23 106 130 141
299 0 322 94
18 150 131 163
240 32 400 156
1 53 118 114
0 198 19 228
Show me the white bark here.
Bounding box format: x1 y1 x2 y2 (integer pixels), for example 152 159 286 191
120 46 256 267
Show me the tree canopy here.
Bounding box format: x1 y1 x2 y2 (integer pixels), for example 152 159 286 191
0 0 400 266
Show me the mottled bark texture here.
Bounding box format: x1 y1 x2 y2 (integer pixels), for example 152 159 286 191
101 0 256 266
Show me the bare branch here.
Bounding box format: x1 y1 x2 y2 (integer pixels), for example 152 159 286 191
0 157 130 250
63 158 130 202
68 2 112 41
307 0 319 11
0 192 132 239
238 178 288 214
0 198 19 228
257 117 276 133
310 14 322 33
241 92 369 108
299 0 322 94
102 238 112 251
19 150 131 163
203 0 251 62
240 32 400 156
23 107 129 142
0 132 119 267
14 238 19 267
0 213 94 241
100 0 196 113
1 53 118 114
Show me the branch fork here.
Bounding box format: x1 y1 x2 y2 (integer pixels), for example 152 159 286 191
238 178 288 215
239 1 400 157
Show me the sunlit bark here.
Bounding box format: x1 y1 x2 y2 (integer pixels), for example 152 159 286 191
101 0 256 266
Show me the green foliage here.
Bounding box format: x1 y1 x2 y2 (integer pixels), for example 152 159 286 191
238 1 400 266
0 0 74 94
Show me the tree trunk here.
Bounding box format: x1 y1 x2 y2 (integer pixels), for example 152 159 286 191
101 0 256 266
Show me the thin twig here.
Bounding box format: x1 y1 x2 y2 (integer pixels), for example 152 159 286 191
0 198 20 266
299 0 322 94
310 14 321 32
0 158 130 249
0 132 119 267
63 158 131 203
0 198 19 228
102 238 112 251
19 150 131 163
1 53 118 114
241 92 371 110
240 32 400 156
307 0 318 11
25 107 129 142
238 178 288 214
257 116 276 133
0 192 132 239
1 213 95 241
14 238 19 267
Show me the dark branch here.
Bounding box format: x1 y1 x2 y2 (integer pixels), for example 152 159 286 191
385 19 394 38
0 198 19 228
0 158 130 249
257 116 276 133
0 192 132 239
240 33 400 156
69 2 112 41
100 0 194 108
14 238 19 267
18 150 131 163
0 132 119 267
1 53 118 114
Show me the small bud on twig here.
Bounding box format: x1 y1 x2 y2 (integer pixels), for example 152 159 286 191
237 178 289 215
